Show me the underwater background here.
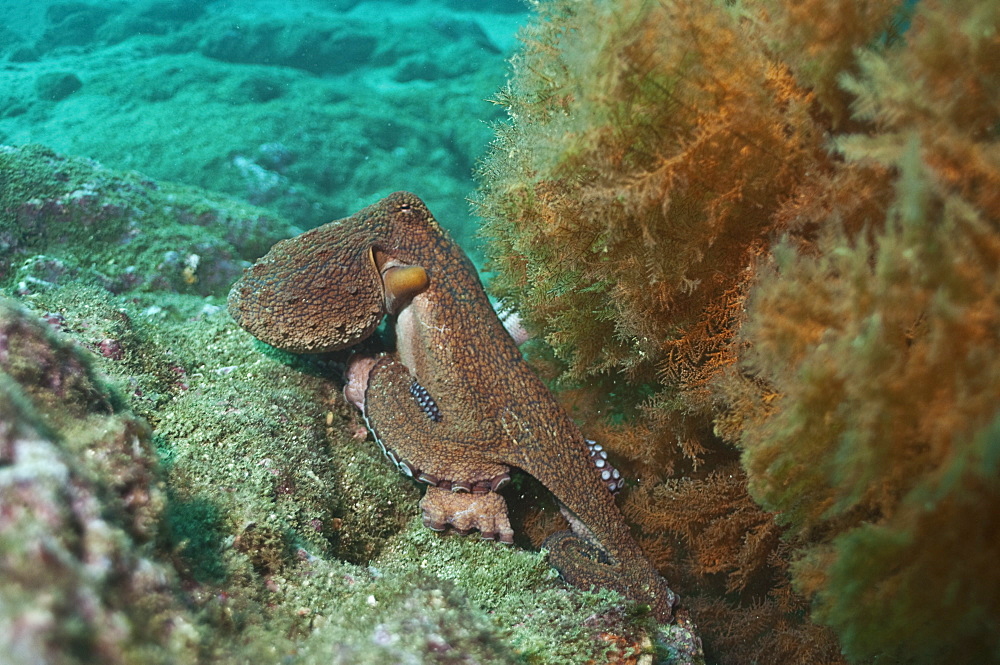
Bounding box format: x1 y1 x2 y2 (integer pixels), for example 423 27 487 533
1 0 998 664
0 0 523 266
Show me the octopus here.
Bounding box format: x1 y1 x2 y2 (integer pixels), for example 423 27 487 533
228 191 679 622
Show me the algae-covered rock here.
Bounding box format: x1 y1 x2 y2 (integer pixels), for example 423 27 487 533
199 18 378 76
0 297 200 665
0 143 295 295
34 2 118 53
1 146 677 664
34 71 83 101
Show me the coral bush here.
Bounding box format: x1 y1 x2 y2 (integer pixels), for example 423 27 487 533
734 140 1000 662
477 0 998 662
477 0 850 472
731 0 1000 658
476 0 844 658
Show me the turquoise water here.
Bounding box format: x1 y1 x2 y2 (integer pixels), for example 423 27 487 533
0 0 528 266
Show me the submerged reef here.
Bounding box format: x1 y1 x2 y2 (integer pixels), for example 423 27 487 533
477 0 999 663
0 143 689 664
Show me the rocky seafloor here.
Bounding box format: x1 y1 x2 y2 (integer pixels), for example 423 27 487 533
0 1 698 662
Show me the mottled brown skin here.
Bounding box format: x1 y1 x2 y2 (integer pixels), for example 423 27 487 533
228 191 677 621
